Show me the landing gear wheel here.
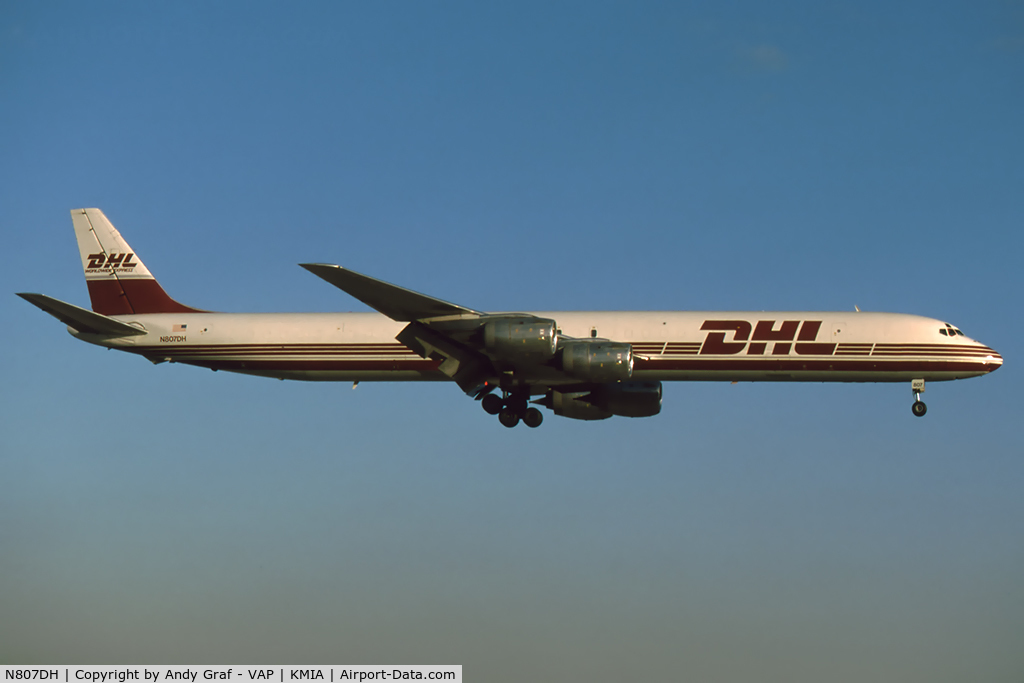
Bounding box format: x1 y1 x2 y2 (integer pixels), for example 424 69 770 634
912 400 927 417
523 407 544 428
498 409 520 428
481 394 503 415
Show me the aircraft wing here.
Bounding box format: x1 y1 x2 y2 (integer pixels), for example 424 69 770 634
302 263 498 393
300 263 482 321
17 293 147 336
301 262 566 396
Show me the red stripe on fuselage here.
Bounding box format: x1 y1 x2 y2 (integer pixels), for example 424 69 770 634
124 345 999 380
631 357 998 373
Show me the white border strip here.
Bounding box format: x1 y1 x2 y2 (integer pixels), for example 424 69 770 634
0 668 461 683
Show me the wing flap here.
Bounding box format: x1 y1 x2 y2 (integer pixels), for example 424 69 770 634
395 321 494 396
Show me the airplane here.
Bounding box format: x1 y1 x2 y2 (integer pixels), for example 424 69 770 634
18 208 1003 427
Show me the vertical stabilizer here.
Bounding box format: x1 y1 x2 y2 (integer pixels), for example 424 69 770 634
71 208 204 314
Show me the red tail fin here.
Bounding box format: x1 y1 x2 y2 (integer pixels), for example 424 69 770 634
71 208 207 315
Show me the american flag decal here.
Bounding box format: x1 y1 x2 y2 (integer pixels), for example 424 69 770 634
173 324 187 332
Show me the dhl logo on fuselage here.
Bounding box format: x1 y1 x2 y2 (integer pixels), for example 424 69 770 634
86 252 139 272
700 320 835 356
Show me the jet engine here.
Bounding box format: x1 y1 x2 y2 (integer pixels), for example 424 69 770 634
542 381 662 421
483 317 558 362
561 341 633 382
545 390 613 421
599 381 662 417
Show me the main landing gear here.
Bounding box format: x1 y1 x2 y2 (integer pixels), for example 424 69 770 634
911 378 927 417
481 391 543 428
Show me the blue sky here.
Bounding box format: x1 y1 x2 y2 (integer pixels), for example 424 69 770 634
2 2 1022 679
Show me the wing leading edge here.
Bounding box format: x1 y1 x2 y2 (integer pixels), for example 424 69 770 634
300 263 481 322
302 262 502 395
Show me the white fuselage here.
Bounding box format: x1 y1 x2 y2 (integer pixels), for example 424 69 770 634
27 208 999 423
76 310 1003 385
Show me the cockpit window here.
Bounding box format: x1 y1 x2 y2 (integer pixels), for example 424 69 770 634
939 328 948 336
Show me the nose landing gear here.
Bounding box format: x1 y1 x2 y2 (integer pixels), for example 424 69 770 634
911 378 927 417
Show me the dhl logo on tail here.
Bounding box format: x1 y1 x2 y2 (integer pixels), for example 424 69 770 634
86 252 139 272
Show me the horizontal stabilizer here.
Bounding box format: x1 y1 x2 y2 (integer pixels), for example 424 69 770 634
300 263 481 322
17 293 147 336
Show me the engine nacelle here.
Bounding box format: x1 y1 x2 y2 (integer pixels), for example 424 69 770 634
561 341 633 382
547 391 613 421
544 382 662 421
483 317 558 362
598 381 662 417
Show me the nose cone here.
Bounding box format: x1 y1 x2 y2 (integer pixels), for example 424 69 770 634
983 346 1003 373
